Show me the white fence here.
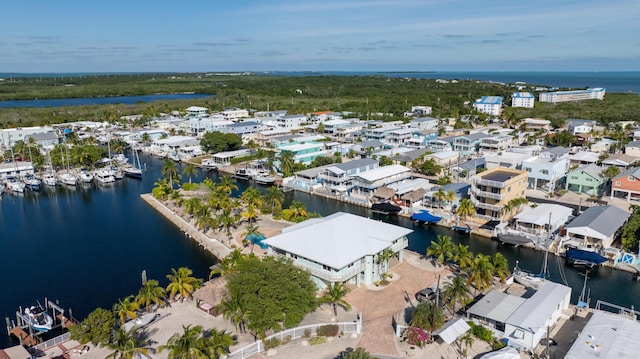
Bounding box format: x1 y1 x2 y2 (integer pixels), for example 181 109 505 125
28 332 71 355
226 316 362 359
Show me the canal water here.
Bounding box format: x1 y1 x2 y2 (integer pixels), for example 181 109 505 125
2 155 640 348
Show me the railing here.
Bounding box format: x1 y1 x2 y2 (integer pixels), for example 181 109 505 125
303 264 363 282
470 197 503 212
28 332 71 354
474 178 506 188
226 317 362 359
470 187 504 200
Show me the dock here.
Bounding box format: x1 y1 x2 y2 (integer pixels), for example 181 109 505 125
5 298 74 348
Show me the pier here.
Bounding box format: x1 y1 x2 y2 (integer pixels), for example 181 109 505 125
5 298 75 348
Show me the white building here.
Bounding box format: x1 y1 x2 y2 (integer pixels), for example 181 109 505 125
565 310 640 359
511 92 535 108
220 108 249 122
277 114 307 129
186 106 208 118
522 147 570 191
522 118 551 131
189 115 233 137
263 212 412 288
473 96 503 116
409 117 438 131
479 135 514 153
539 88 606 103
0 126 56 150
0 161 35 181
350 165 412 197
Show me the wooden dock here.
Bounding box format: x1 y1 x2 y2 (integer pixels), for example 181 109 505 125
10 327 38 347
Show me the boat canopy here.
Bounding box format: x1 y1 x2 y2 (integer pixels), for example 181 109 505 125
566 248 608 265
411 210 441 223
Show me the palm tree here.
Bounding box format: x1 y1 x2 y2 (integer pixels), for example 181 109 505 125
376 248 397 277
491 253 511 283
161 159 180 189
209 249 246 278
218 290 251 333
452 244 474 271
104 328 154 359
263 186 284 214
426 235 455 267
321 282 352 316
112 295 140 325
240 187 264 208
468 254 494 293
442 275 472 313
166 267 203 302
218 208 239 240
153 179 171 200
241 204 260 224
458 331 475 358
455 198 475 223
287 200 307 220
141 133 151 146
445 190 456 212
217 175 238 195
194 205 213 232
183 197 203 218
434 187 446 209
205 328 236 359
135 279 166 312
278 150 295 177
159 325 209 359
182 164 198 184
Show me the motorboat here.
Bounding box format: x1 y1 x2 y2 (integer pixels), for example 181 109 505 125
5 176 26 193
110 166 124 180
95 169 116 184
234 168 253 180
497 229 537 246
23 174 41 191
24 304 53 332
42 172 57 187
255 170 276 185
79 168 94 183
564 245 608 267
122 312 158 332
201 158 217 171
112 153 129 165
58 171 78 186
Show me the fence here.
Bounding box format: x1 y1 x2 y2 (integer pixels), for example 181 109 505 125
28 332 71 355
226 315 362 359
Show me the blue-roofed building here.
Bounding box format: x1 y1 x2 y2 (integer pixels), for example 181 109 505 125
511 92 535 108
473 96 503 116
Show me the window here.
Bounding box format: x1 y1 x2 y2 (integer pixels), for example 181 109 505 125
541 169 549 175
630 176 636 182
586 178 593 182
571 176 578 180
615 181 621 186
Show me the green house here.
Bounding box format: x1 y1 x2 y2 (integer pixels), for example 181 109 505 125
565 164 606 196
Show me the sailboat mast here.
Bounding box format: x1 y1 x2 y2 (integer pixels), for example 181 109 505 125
541 212 552 277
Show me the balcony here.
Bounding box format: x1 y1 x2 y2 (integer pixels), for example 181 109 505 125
303 264 363 282
470 197 503 212
474 178 506 188
470 187 504 200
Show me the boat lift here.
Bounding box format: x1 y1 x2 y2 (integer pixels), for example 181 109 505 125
5 297 74 347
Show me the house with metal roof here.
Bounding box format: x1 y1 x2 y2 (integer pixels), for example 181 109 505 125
511 92 535 108
565 164 606 196
350 164 412 197
565 310 640 359
601 153 638 170
450 157 486 180
451 133 492 155
522 147 570 192
569 151 599 166
563 205 630 249
512 203 573 236
473 96 503 116
624 140 640 158
611 167 640 201
409 116 438 131
466 291 526 333
24 131 60 148
276 141 328 165
317 158 379 195
263 212 413 288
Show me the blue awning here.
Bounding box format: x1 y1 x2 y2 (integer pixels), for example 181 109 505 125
411 210 441 223
566 248 608 265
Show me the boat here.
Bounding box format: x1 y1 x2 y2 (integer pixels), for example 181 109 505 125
111 166 124 180
95 169 116 184
234 168 253 180
371 201 403 215
410 209 441 222
42 171 57 187
23 174 41 191
565 245 608 267
24 304 53 332
451 224 472 233
254 170 276 185
201 158 218 171
79 168 94 183
497 229 538 246
124 148 143 179
513 261 545 289
5 175 26 193
58 171 78 186
112 153 129 165
122 312 158 332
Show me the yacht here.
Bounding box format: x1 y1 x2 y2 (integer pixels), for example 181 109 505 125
23 174 41 191
5 176 26 193
123 165 143 179
42 172 57 187
24 304 53 332
58 171 78 186
95 169 116 184
79 168 94 183
110 165 124 180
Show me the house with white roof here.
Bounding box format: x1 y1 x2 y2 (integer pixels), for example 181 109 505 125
317 158 379 195
386 128 414 145
569 151 599 166
565 310 640 359
485 151 534 170
511 203 573 236
601 153 638 170
511 92 535 108
563 205 630 249
263 212 413 288
473 96 503 116
451 133 491 155
277 141 328 165
189 115 232 137
186 106 208 118
522 118 551 131
0 161 35 181
479 134 514 153
567 119 597 135
409 117 438 131
539 88 606 103
210 149 251 167
350 164 412 197
277 114 307 129
590 139 617 153
0 126 56 150
220 108 249 122
522 147 570 191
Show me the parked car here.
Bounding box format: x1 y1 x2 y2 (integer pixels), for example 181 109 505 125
415 287 438 302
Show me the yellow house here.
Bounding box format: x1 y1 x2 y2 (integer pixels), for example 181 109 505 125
470 167 528 221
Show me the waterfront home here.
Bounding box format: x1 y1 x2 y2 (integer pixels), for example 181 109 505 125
469 167 528 221
0 126 56 150
364 125 402 141
149 136 200 158
317 158 379 195
478 134 514 153
450 157 486 180
425 138 454 152
210 149 251 167
564 205 630 249
522 147 570 192
189 115 233 137
565 164 606 196
601 153 638 170
289 165 331 192
473 96 503 116
220 121 263 137
611 167 640 201
590 139 617 153
451 133 491 155
539 88 606 103
252 128 292 146
569 151 599 166
466 281 571 352
392 148 432 165
522 118 551 131
565 310 640 359
485 151 534 170
409 116 438 131
509 203 573 237
0 161 35 181
263 212 413 288
425 182 471 209
351 139 385 157
386 128 414 145
220 108 249 122
276 141 327 165
624 140 640 157
567 118 597 135
24 131 60 149
511 92 535 108
186 106 208 118
386 178 430 207
350 164 412 198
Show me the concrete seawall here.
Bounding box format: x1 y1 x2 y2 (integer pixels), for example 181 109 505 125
140 193 231 260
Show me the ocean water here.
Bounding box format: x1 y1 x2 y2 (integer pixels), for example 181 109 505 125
0 93 212 109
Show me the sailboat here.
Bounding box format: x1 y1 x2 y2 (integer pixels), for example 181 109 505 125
124 147 143 179
58 144 78 186
513 213 552 289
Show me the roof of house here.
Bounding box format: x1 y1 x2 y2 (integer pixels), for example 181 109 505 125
373 186 396 199
565 310 640 359
568 164 604 180
355 139 385 149
514 203 573 228
613 166 640 181
543 146 570 157
475 96 503 105
506 281 571 333
432 318 471 345
565 205 631 239
466 291 526 324
411 116 438 123
393 148 431 162
429 150 459 160
401 188 427 202
459 132 491 142
602 154 638 166
442 182 471 194
626 140 640 148
457 157 486 171
263 212 413 269
351 164 410 182
334 158 378 171
569 151 600 163
512 92 535 99
25 132 59 141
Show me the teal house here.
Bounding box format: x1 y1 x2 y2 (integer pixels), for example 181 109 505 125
276 141 328 165
565 164 606 196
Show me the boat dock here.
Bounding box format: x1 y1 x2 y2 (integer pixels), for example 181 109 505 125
4 298 74 347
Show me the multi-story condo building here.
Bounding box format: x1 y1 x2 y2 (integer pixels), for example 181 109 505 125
511 92 535 108
473 96 503 116
539 88 606 103
220 108 249 122
470 167 528 221
479 135 514 153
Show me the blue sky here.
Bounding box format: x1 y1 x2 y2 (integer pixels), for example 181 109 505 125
1 0 638 72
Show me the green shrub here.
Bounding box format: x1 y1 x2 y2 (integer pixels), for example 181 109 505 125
309 336 327 345
317 324 339 337
493 340 507 350
264 338 281 349
468 321 494 343
303 328 312 338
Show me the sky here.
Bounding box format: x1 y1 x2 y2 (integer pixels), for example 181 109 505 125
1 0 639 73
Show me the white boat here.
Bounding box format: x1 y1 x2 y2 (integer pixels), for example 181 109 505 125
95 169 116 184
79 168 94 183
24 304 53 332
58 171 78 186
255 174 276 185
112 153 129 165
513 261 545 289
5 176 26 193
124 148 143 179
111 166 124 180
201 158 217 171
22 174 41 191
122 312 158 332
42 172 57 187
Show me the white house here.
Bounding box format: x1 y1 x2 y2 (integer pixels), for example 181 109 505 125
0 161 35 181
565 310 640 359
473 96 503 116
512 203 573 236
479 135 514 153
186 106 208 118
350 164 412 197
564 205 630 249
522 118 551 131
0 126 56 150
277 114 307 129
511 92 535 108
409 117 438 131
220 108 249 122
521 147 570 191
263 212 413 288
